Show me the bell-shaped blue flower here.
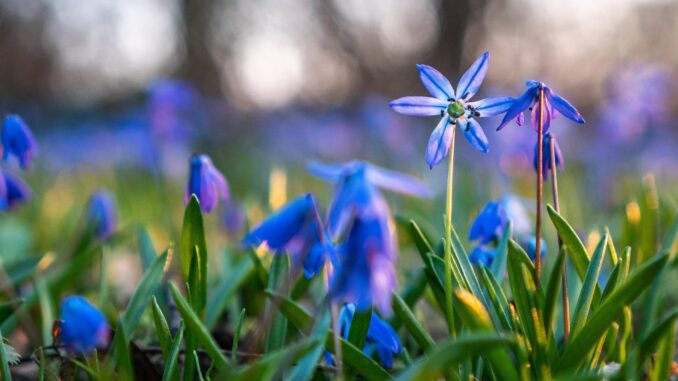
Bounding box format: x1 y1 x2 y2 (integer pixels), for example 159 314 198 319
0 171 31 211
242 193 336 279
389 52 514 168
338 304 402 368
522 236 547 261
58 296 110 354
2 114 38 169
469 201 507 244
185 154 229 213
85 190 118 240
533 132 563 179
497 81 585 132
469 246 496 267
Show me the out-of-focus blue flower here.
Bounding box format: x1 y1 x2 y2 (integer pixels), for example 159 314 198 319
522 236 546 261
499 194 531 237
469 246 495 267
221 200 246 238
85 190 118 240
469 201 507 244
2 114 38 169
58 296 110 354
0 170 31 210
147 79 199 141
338 304 402 368
242 193 336 279
389 52 514 168
498 81 585 132
534 132 563 179
185 154 229 213
308 160 430 238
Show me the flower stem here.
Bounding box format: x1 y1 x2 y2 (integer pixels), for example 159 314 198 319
549 136 570 341
443 123 457 336
535 86 545 286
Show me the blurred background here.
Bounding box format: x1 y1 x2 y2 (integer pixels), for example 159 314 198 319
0 0 677 285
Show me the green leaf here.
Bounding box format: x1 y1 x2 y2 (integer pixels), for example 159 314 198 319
246 250 269 286
264 254 290 353
151 296 172 360
453 290 520 381
478 266 512 331
543 249 566 333
506 240 541 349
347 307 371 351
122 249 171 333
137 225 158 271
649 318 674 381
557 254 668 372
392 293 435 353
449 226 483 297
205 258 254 329
570 234 607 336
405 220 447 308
220 339 320 381
394 334 514 381
264 290 312 330
286 312 330 381
546 205 602 299
0 299 22 326
637 309 678 365
0 329 13 381
490 222 512 283
180 195 208 317
162 323 184 381
232 308 246 363
111 321 134 379
168 282 230 370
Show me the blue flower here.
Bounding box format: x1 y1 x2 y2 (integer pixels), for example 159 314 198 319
185 154 229 213
497 81 585 132
469 246 495 267
389 52 514 168
534 132 563 179
522 236 547 261
242 193 336 279
57 296 110 354
0 171 31 211
338 304 402 368
2 114 38 169
147 79 199 140
85 190 118 240
469 201 507 244
499 194 531 237
308 160 430 239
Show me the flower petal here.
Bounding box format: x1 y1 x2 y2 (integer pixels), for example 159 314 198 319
365 164 432 198
242 194 314 250
546 88 585 124
497 86 538 130
462 118 489 153
388 96 448 116
456 51 490 100
530 95 553 133
307 161 347 183
425 117 453 169
468 96 514 117
416 64 455 100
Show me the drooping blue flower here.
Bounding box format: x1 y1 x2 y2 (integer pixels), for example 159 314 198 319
242 193 336 279
338 304 402 368
58 296 110 354
1 114 38 169
522 236 547 261
0 170 31 211
308 160 430 238
185 154 229 213
497 81 585 132
389 52 514 168
85 190 118 240
534 132 563 179
469 201 507 244
469 246 495 267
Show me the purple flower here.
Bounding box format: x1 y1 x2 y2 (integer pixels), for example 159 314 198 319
0 171 31 210
338 304 402 368
147 79 199 140
185 154 229 213
85 190 118 240
497 81 585 132
2 114 38 169
469 246 495 267
534 132 563 179
242 194 336 279
57 296 110 354
469 201 507 244
389 52 514 168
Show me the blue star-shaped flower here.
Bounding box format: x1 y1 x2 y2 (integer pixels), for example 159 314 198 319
497 81 585 132
389 52 513 168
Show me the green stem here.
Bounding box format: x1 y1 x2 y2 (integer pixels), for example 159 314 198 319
444 123 457 336
535 86 545 286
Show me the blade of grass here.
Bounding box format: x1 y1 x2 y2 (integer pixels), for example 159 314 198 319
122 249 171 333
392 293 435 353
570 235 607 336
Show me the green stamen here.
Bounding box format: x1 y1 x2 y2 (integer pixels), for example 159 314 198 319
447 102 465 118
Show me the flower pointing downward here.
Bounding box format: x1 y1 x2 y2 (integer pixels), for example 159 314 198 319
389 52 513 168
